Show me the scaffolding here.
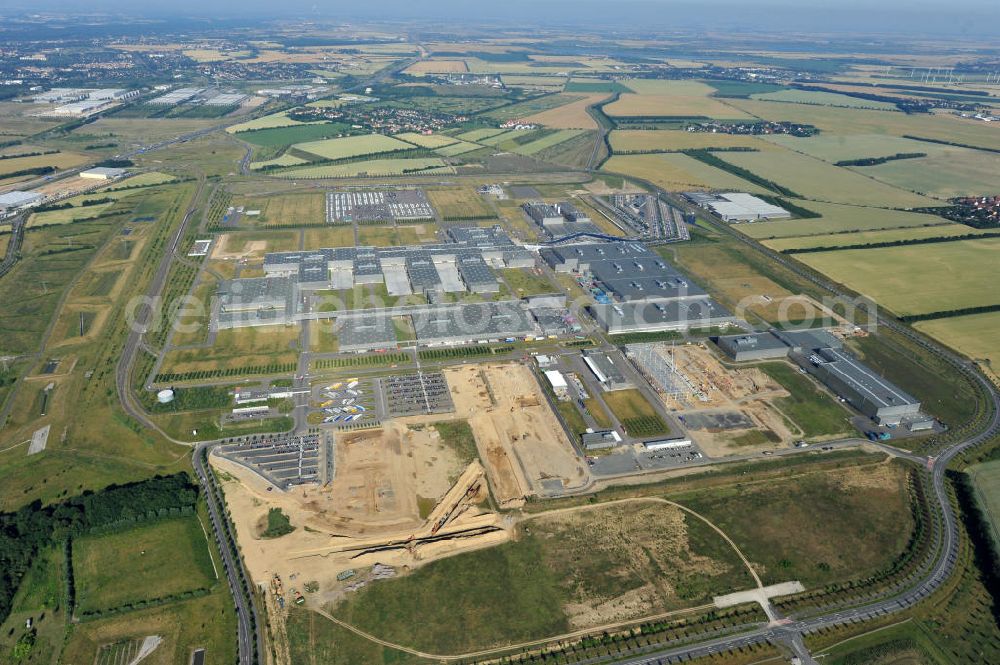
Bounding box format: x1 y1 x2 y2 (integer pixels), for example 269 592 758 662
625 343 698 398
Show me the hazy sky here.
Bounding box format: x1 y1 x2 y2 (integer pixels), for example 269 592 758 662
5 0 1000 37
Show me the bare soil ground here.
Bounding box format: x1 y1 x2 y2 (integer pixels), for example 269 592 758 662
213 421 511 611
444 363 590 506
209 233 268 260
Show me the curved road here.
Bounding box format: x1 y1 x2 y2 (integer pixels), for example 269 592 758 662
602 198 1000 663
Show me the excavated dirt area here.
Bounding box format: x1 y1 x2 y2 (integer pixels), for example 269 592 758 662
212 421 512 611
443 363 590 506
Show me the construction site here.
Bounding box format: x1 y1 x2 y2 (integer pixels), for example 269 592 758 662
210 360 590 614
212 425 511 611
443 363 591 505
627 342 799 456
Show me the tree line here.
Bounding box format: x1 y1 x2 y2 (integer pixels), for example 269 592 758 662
0 473 199 624
783 231 1000 254
835 152 926 167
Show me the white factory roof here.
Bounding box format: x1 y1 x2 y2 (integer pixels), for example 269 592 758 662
0 190 43 208
710 193 790 220
80 166 128 178
544 370 568 390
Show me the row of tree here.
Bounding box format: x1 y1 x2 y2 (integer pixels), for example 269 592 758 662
0 473 199 624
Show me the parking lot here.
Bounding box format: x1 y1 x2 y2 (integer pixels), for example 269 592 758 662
311 378 380 429
381 372 454 417
215 433 328 488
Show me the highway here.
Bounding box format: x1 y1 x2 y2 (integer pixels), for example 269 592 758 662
0 213 26 279
193 442 262 665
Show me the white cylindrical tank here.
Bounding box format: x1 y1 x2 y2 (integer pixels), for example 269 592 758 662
157 389 175 404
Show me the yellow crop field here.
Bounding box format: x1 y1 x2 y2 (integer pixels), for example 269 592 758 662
602 153 770 193
604 80 751 119
915 313 1000 382
404 60 469 74
762 223 991 251
726 99 1000 152
278 158 454 178
249 154 309 170
294 134 416 160
716 149 936 208
0 151 89 176
609 130 776 152
393 132 458 148
227 111 323 134
795 238 1000 316
519 93 608 129
739 200 949 239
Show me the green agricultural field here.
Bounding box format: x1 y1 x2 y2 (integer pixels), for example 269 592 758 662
112 171 177 188
513 129 584 155
853 147 1000 199
73 516 217 614
967 459 1000 551
357 225 422 247
679 460 916 588
715 149 936 207
761 133 943 163
737 200 949 239
435 140 483 156
795 237 1000 317
603 152 770 194
762 223 993 251
278 158 454 178
393 132 457 148
480 93 586 122
750 88 898 110
601 388 669 437
294 133 417 160
28 202 118 227
758 362 852 438
915 311 1000 382
455 127 506 142
609 129 776 153
235 122 354 148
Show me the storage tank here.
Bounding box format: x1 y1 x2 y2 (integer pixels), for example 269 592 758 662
156 389 175 404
